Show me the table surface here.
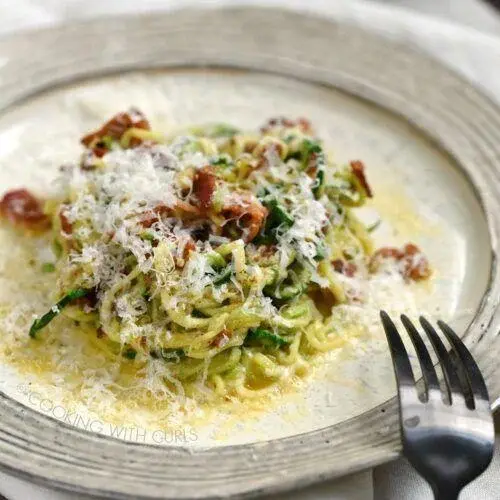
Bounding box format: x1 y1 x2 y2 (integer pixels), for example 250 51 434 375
376 0 500 32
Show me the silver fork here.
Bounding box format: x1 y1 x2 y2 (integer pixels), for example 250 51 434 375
380 311 495 500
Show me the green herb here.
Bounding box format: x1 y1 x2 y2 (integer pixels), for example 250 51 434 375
367 220 381 233
327 182 364 207
286 151 302 161
327 165 371 207
140 232 156 242
286 138 324 165
302 138 322 156
314 242 326 261
312 169 325 199
263 267 279 286
206 251 226 269
41 263 56 273
213 266 233 286
258 198 295 243
257 187 271 198
210 155 233 167
268 200 294 227
301 139 326 198
244 328 289 349
123 347 137 360
253 233 275 246
29 289 89 338
276 283 303 299
264 264 309 302
281 302 309 319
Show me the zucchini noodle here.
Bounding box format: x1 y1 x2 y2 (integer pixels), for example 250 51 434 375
4 110 430 404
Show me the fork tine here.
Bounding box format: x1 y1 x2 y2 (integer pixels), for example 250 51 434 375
400 315 440 400
437 320 489 403
380 311 416 394
419 316 464 403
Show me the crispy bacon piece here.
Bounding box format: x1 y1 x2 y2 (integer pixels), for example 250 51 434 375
332 259 357 277
350 160 373 198
175 238 196 268
305 151 320 178
91 144 109 159
221 192 268 243
59 206 72 235
370 243 431 281
192 166 217 212
370 247 401 262
211 328 232 348
243 139 259 154
310 286 336 316
81 108 151 153
255 142 287 170
139 213 157 229
259 244 278 258
184 239 196 257
261 116 313 135
0 189 50 231
139 204 173 228
402 243 432 281
139 202 201 228
138 214 157 229
175 200 201 217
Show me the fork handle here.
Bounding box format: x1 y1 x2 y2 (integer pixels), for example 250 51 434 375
433 486 460 500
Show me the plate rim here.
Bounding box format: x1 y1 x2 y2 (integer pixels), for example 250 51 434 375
0 6 499 499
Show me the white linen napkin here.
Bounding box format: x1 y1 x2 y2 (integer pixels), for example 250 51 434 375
0 1 498 499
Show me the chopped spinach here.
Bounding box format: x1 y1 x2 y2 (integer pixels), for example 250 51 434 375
210 155 233 167
312 169 325 198
314 242 326 261
29 289 89 338
302 138 322 156
244 328 289 349
213 266 233 286
123 347 137 360
140 232 156 242
257 198 295 243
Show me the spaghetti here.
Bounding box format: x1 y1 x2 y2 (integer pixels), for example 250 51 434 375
0 109 431 401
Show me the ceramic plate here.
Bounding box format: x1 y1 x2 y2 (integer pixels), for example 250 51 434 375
0 7 499 499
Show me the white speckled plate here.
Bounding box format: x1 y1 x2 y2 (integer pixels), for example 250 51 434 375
0 6 499 499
